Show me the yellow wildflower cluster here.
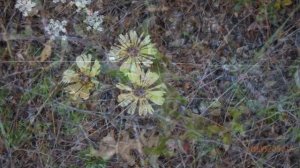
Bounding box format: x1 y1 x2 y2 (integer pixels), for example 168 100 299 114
62 30 166 116
109 30 167 116
62 54 100 100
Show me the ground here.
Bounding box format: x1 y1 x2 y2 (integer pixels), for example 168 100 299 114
1 0 300 167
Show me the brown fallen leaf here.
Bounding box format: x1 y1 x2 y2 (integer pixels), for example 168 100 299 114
40 40 52 62
91 131 116 160
92 130 160 166
120 132 144 165
139 130 159 148
93 130 143 166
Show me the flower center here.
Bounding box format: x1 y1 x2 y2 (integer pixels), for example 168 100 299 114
127 46 140 57
80 74 91 84
134 88 146 97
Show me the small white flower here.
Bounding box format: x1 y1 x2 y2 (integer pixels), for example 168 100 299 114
45 19 68 40
53 0 67 3
84 11 104 32
74 0 92 12
15 0 36 17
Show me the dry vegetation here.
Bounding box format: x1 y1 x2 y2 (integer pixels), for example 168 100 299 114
1 0 300 167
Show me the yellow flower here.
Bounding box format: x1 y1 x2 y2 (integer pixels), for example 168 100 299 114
116 70 166 116
62 54 100 100
108 30 158 73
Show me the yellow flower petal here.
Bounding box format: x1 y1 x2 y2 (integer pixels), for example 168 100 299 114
62 69 79 83
129 30 139 45
142 71 159 87
116 83 132 91
119 34 129 47
146 90 166 105
89 59 101 77
148 83 167 91
76 54 92 75
120 58 132 73
127 71 142 86
91 79 99 86
127 99 138 114
118 93 135 107
139 57 153 67
65 82 83 94
78 84 93 100
140 35 151 46
140 43 157 57
65 82 95 100
120 58 143 74
138 99 153 116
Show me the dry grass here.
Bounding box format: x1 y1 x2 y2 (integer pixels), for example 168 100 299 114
1 0 300 167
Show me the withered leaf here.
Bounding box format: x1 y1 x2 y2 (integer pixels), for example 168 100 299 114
40 40 52 62
93 130 160 166
94 131 142 166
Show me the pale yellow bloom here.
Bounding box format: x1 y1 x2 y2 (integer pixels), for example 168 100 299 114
62 54 100 100
116 70 166 116
108 30 157 73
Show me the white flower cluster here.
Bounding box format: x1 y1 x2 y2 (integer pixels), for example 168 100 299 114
15 0 36 17
45 19 68 40
53 0 67 3
84 11 103 32
74 0 92 12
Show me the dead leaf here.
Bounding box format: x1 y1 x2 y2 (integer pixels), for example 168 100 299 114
117 131 143 165
94 130 143 166
140 130 159 148
40 40 52 62
92 130 161 166
247 22 261 32
94 131 117 160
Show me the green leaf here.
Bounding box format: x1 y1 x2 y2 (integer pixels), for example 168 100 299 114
222 132 232 145
232 121 244 135
207 125 222 136
229 107 242 119
144 137 172 156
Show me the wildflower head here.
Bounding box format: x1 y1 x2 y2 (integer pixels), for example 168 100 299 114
52 0 67 3
116 70 166 116
108 30 158 73
84 11 104 32
15 0 36 17
62 54 100 100
45 19 68 41
74 0 92 12
134 88 146 97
